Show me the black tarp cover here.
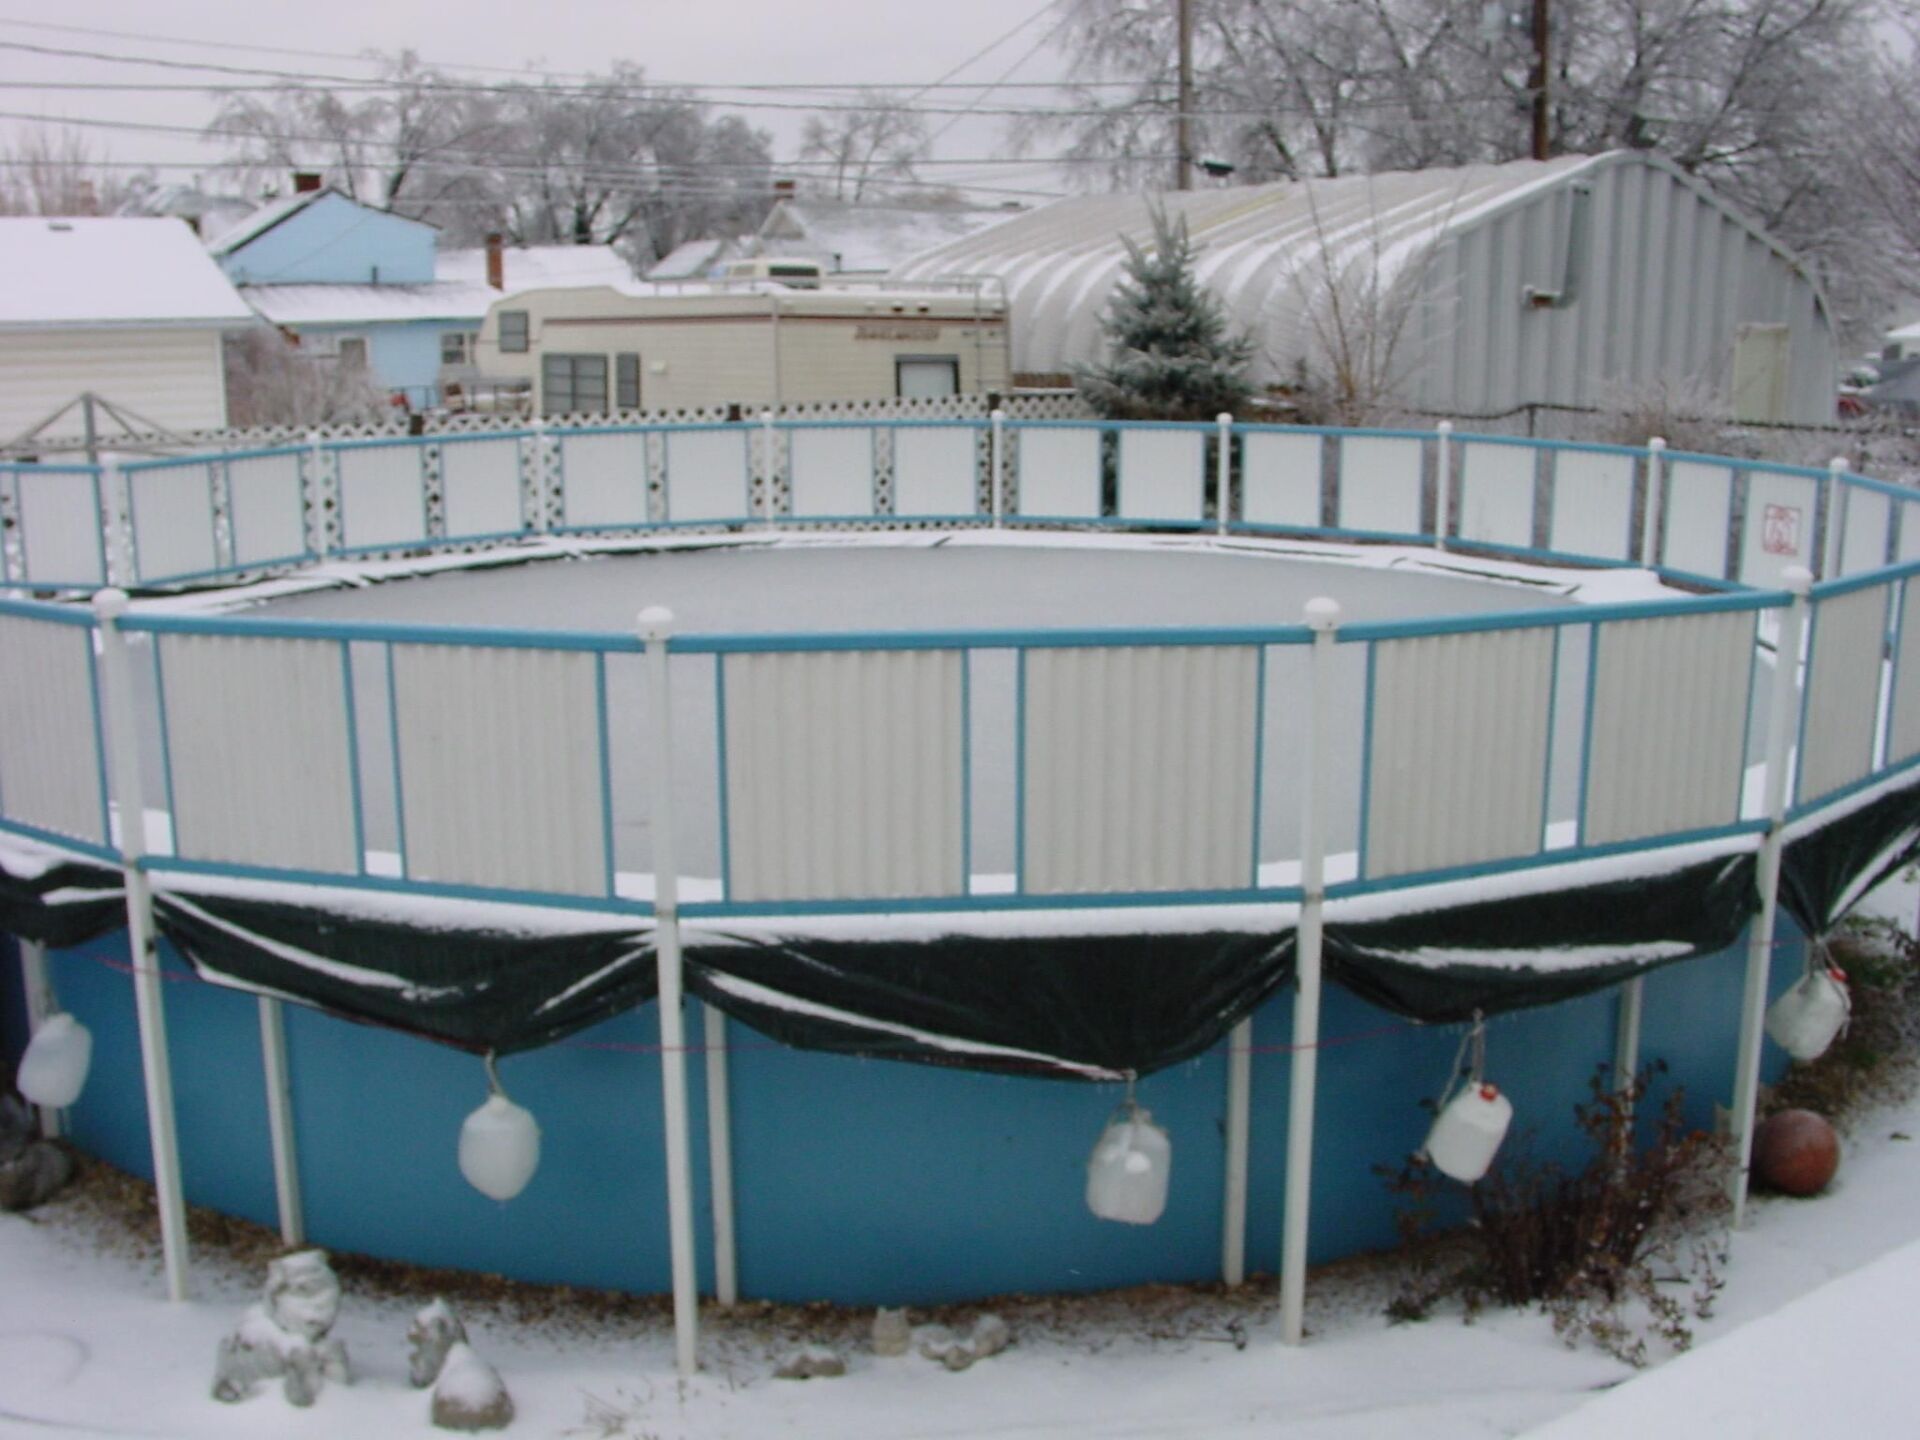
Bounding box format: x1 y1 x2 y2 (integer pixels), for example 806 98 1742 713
1779 771 1920 939
0 847 124 949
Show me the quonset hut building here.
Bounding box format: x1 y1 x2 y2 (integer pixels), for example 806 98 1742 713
894 151 1840 426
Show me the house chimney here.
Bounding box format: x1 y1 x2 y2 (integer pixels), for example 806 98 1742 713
773 178 797 200
486 232 504 291
292 171 323 194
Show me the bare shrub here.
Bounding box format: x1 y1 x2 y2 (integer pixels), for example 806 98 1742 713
224 330 392 429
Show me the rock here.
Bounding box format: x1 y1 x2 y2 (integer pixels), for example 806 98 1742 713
969 1313 1011 1360
210 1251 350 1405
0 1141 73 1211
773 1345 846 1380
0 1094 32 1163
409 1298 469 1388
431 1342 515 1431
912 1325 962 1364
871 1307 911 1357
1755 1108 1841 1196
912 1317 1011 1372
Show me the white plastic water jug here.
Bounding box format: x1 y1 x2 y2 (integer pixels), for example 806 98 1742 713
459 1093 542 1201
1085 1106 1172 1225
17 1012 93 1109
1425 1082 1513 1183
1766 968 1851 1063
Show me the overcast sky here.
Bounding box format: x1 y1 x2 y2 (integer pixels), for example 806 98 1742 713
0 0 1081 202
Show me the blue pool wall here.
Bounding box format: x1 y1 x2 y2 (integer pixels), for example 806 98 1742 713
25 920 1800 1306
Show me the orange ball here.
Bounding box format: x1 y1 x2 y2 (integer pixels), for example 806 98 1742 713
1754 1109 1840 1196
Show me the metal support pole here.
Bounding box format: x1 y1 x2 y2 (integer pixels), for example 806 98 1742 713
94 588 190 1302
1824 456 1849 581
1215 412 1233 537
639 606 700 1377
1281 596 1340 1345
989 409 1006 527
1220 1014 1252 1285
1613 976 1644 1097
1435 421 1454 551
18 940 61 1139
1175 0 1194 190
258 996 305 1246
1530 0 1551 161
760 410 779 528
703 1000 738 1307
1641 436 1666 567
1730 567 1811 1229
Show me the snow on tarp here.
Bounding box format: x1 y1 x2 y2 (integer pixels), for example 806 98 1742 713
0 835 122 948
1780 766 1920 937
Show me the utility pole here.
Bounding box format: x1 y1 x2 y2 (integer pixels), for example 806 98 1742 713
1530 0 1551 161
1175 0 1194 190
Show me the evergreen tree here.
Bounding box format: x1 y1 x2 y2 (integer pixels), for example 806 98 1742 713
1076 204 1255 420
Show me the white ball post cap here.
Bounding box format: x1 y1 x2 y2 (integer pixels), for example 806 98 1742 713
637 606 675 642
1304 597 1342 632
91 588 130 622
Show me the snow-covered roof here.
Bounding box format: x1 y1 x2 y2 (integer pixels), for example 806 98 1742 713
438 245 634 289
0 216 257 330
205 188 330 255
646 237 743 281
753 199 1022 274
891 154 1610 376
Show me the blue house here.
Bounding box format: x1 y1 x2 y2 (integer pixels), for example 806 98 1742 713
212 184 631 409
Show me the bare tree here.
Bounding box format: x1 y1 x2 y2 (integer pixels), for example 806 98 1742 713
0 127 148 216
797 95 931 200
223 329 393 429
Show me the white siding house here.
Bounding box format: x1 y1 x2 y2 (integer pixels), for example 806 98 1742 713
0 216 256 442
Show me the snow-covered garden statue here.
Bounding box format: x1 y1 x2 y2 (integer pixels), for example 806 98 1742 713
410 1298 515 1432
211 1250 350 1407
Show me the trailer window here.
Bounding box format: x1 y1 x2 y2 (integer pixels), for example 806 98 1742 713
542 354 608 416
896 357 959 399
617 353 641 411
499 310 530 354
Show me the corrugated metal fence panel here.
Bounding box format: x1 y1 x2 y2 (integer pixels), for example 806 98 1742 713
1240 431 1322 528
1738 469 1819 588
391 644 607 896
1797 585 1890 807
1336 436 1423 537
16 469 105 587
1899 500 1920 564
440 436 524 540
1547 450 1636 560
721 649 964 903
1016 427 1101 520
1661 461 1734 580
1363 627 1553 879
0 615 103 846
1840 486 1892 578
558 431 648 529
157 633 358 874
1117 429 1205 523
789 428 876 519
1890 580 1920 767
1456 441 1535 549
664 429 750 524
1581 610 1755 845
336 443 429 551
892 426 977 518
1022 645 1258 894
127 463 217 582
227 453 308 568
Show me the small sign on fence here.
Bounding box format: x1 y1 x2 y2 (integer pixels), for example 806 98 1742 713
1762 503 1802 557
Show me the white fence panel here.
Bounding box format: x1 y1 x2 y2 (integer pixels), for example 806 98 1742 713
0 614 103 845
1798 585 1890 806
390 644 607 896
558 431 649 530
440 436 524 540
158 633 359 873
1117 429 1205 523
1662 461 1734 580
1240 431 1322 528
1016 427 1101 520
1890 581 1920 767
1548 450 1637 560
227 454 308 567
16 469 105 586
722 649 964 902
127 463 217 582
1456 442 1536 550
664 429 750 524
1739 470 1820 588
1582 610 1755 845
1898 498 1920 564
1840 486 1892 578
891 426 977 518
336 444 429 551
1336 435 1423 537
1022 645 1258 894
1364 627 1554 878
789 428 876 519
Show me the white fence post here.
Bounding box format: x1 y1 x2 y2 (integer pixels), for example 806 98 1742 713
1281 597 1340 1345
1613 976 1644 1098
528 419 553 535
1823 456 1848 580
93 588 191 1302
639 605 700 1377
305 431 330 560
1730 566 1811 1228
17 940 61 1139
1221 1014 1253 1285
1435 421 1454 552
258 997 305 1246
1216 412 1234 537
760 411 778 528
101 457 132 586
704 1001 738 1306
990 409 1006 527
1641 436 1667 567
